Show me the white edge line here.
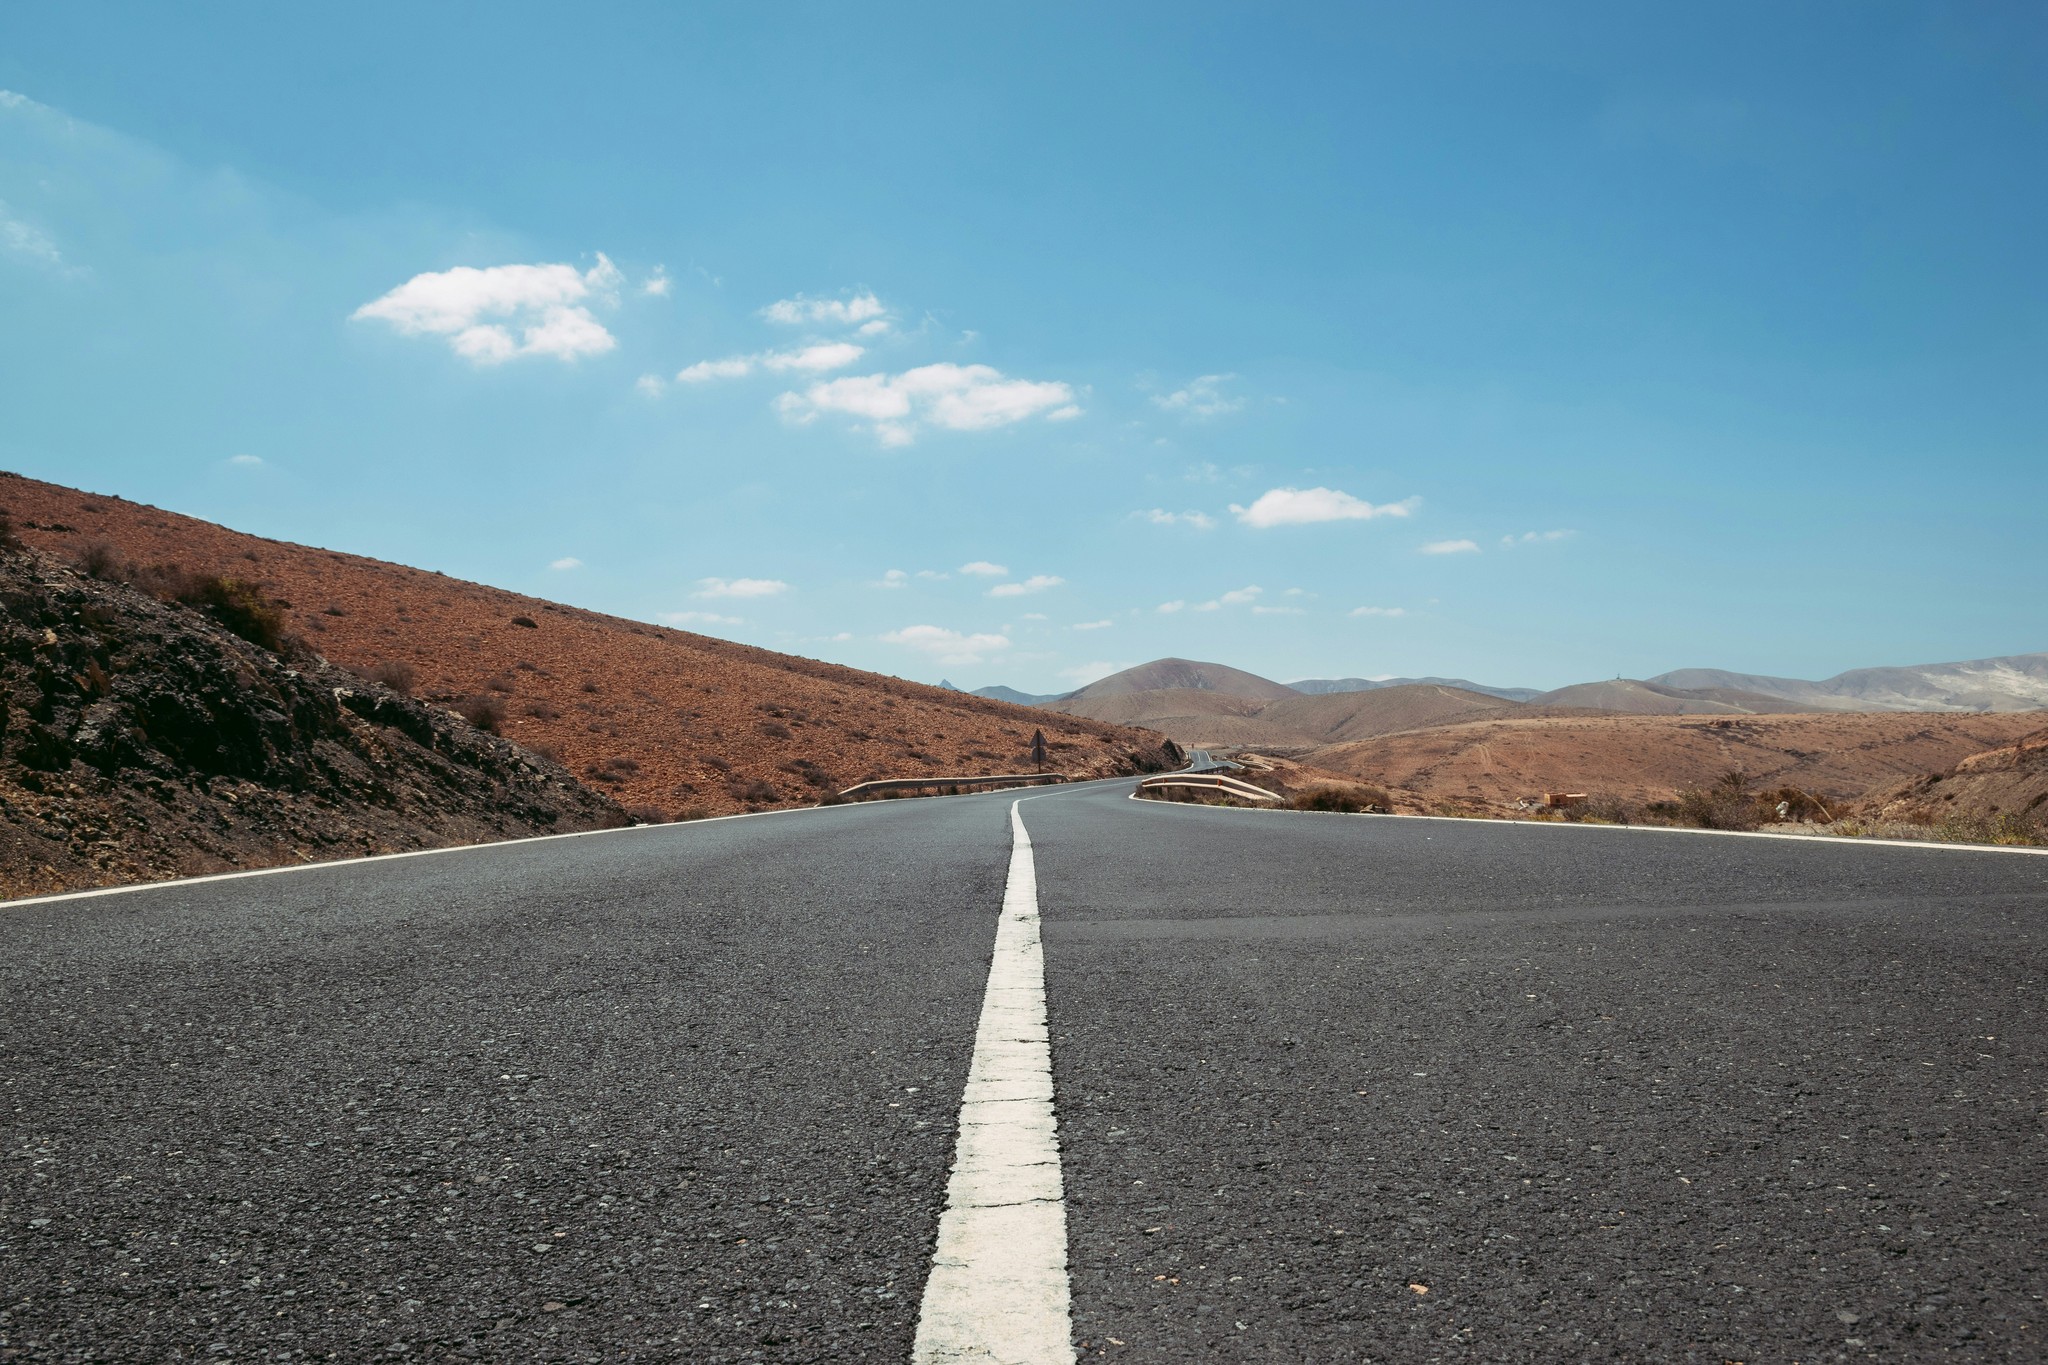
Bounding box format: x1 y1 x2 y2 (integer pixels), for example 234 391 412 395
1122 790 2048 857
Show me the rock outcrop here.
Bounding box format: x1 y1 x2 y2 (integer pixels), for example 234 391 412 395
0 545 626 899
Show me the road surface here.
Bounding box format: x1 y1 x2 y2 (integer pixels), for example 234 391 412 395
3 780 2043 1362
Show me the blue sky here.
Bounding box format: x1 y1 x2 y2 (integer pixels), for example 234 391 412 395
2 3 2042 692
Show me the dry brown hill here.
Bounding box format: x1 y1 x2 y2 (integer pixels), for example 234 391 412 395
1065 657 1299 702
1523 679 1794 720
1301 710 2047 811
1257 684 1521 742
0 473 1178 819
1050 681 1525 749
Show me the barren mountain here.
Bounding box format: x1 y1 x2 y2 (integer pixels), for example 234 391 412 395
1064 658 1299 702
1526 679 1812 716
1652 653 2048 713
0 543 625 898
1049 682 1524 749
1302 710 2046 812
0 474 1179 821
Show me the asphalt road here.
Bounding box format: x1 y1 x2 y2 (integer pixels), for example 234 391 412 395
4 781 2044 1362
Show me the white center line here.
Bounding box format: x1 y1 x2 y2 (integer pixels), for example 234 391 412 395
912 801 1074 1365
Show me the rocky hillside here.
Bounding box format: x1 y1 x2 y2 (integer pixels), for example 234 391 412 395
1 474 1179 821
0 540 627 899
1863 727 2048 835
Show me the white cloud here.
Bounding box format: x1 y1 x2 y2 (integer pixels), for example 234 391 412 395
916 569 950 581
1251 605 1304 616
678 342 864 384
635 374 667 397
875 569 910 589
0 199 73 273
226 453 263 468
1192 585 1263 612
779 363 1077 445
881 624 1012 666
960 561 1009 577
661 610 741 626
762 292 886 326
1139 508 1218 530
857 318 891 336
1350 605 1407 617
1420 539 1481 555
1073 619 1113 631
1020 612 1049 621
1501 529 1577 547
990 574 1064 598
1153 373 1245 419
1185 462 1223 483
642 268 672 297
694 576 790 599
1231 487 1420 529
550 557 584 571
1156 600 1187 613
351 254 623 365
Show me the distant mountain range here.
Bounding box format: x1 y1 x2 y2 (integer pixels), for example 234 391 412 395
1290 676 1542 703
968 650 2048 730
1649 654 2048 713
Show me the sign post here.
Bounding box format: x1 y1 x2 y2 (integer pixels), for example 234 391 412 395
1029 729 1047 772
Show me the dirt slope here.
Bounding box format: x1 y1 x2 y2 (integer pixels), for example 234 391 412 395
0 544 626 898
1863 727 2048 827
1064 657 1299 702
1 474 1179 818
1302 711 2048 810
1529 679 1752 715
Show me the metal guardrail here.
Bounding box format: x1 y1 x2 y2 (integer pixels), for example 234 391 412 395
837 772 1070 799
1135 773 1283 803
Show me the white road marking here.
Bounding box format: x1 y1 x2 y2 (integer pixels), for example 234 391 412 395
912 801 1074 1365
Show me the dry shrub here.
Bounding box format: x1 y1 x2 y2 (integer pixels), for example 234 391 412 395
523 699 561 720
624 804 671 825
457 695 506 735
700 753 733 773
759 720 794 740
1287 783 1390 814
1675 771 1765 831
510 615 538 629
729 777 779 805
75 540 120 578
673 803 716 822
0 511 21 552
368 660 418 694
485 674 516 694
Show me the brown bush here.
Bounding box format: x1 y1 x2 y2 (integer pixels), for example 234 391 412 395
368 660 418 694
0 512 20 552
759 720 794 740
75 540 120 578
624 804 670 825
523 699 561 720
457 695 506 734
510 615 538 629
1675 771 1765 831
729 777 779 805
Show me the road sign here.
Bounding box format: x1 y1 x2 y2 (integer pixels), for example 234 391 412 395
1029 729 1047 771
